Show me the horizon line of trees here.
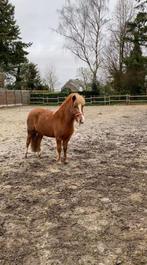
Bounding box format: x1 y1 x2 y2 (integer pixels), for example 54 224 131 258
0 0 147 94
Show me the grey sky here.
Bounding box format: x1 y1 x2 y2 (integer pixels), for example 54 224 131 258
11 0 115 88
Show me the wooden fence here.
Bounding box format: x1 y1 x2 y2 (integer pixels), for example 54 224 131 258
0 90 30 107
30 93 147 105
1 91 147 107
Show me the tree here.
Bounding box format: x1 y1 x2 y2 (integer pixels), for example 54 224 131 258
105 0 135 93
43 66 58 92
124 43 147 94
12 62 42 90
77 67 92 90
137 0 147 10
126 0 147 46
57 0 108 92
0 0 31 77
123 0 147 94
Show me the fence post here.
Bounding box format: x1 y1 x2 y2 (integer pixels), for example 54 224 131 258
109 96 111 105
43 91 45 105
20 90 23 105
14 90 16 105
91 96 93 104
5 90 7 105
126 94 130 105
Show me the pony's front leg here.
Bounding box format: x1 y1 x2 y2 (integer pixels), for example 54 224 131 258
56 139 62 162
63 138 70 164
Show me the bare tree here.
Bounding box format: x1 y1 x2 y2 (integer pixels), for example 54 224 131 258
57 0 109 90
105 0 135 91
77 67 92 90
43 66 58 92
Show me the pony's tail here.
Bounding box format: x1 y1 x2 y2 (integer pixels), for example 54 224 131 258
30 132 42 153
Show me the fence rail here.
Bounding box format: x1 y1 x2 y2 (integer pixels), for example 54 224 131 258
30 94 147 105
1 91 147 107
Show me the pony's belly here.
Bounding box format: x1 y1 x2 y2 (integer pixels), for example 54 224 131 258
35 122 54 137
37 127 55 138
44 132 55 138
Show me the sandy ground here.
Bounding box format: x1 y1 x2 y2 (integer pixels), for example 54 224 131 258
0 105 147 265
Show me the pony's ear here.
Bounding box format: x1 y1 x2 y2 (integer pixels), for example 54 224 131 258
72 95 76 102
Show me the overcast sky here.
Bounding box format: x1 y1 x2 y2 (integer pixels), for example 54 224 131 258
11 0 115 88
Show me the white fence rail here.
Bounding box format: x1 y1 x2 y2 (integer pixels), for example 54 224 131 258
30 94 147 105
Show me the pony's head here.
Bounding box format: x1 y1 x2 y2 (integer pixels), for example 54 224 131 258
71 93 85 124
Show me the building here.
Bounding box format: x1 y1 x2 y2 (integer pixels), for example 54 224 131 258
61 79 84 93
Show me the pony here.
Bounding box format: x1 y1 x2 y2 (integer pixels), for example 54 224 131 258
25 93 85 163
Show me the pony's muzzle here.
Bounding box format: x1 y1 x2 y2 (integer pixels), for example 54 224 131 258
80 115 85 124
78 114 85 124
75 112 85 124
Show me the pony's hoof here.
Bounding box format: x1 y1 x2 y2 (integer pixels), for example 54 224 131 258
56 158 61 163
38 153 41 159
63 160 68 164
57 160 62 164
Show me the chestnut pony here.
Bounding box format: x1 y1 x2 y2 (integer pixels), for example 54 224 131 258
25 93 85 163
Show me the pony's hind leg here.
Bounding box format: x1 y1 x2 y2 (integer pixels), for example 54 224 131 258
30 132 43 157
37 135 43 158
25 133 32 158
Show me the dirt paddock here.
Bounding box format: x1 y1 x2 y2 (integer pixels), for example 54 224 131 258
0 105 147 265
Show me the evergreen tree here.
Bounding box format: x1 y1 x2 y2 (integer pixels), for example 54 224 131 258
19 62 42 90
27 63 42 90
91 80 100 94
124 42 147 94
0 0 31 75
126 0 147 46
136 0 147 18
124 0 147 94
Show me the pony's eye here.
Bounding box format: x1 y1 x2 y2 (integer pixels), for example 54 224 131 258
74 105 78 109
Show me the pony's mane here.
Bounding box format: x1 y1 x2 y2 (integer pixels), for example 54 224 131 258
59 93 85 110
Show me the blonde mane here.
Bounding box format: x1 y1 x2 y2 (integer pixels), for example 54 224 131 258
59 93 85 111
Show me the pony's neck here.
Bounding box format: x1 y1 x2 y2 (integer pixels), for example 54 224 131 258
55 100 74 124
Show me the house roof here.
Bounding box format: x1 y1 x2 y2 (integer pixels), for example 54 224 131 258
61 79 84 92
